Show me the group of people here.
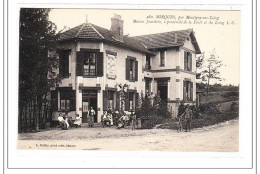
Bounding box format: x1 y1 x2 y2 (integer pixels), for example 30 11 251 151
101 108 137 130
57 105 195 132
101 110 113 127
57 112 70 130
57 107 96 130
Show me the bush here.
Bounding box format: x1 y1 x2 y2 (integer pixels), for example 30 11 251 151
221 91 239 98
141 116 164 129
199 103 221 115
136 93 171 129
230 102 239 112
158 112 239 130
177 102 186 117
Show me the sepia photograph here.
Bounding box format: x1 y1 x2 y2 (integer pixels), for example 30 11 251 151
17 8 240 152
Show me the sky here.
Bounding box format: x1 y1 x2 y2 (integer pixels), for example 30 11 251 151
49 9 240 86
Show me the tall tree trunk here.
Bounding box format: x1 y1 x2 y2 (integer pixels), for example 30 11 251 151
29 101 32 130
35 97 39 131
33 99 36 130
24 105 28 131
43 94 48 128
207 65 211 97
19 107 23 132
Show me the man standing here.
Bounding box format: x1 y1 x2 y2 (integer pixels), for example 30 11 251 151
88 107 95 128
184 106 192 132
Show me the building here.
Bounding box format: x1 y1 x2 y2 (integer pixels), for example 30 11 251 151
50 14 201 124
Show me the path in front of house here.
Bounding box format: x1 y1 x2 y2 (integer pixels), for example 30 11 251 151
17 119 238 151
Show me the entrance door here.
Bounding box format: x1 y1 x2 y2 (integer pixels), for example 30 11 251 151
82 90 97 123
157 80 168 103
145 79 151 94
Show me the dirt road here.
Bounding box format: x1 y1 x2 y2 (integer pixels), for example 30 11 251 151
17 119 238 151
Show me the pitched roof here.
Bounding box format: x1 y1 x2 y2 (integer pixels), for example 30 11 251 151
58 23 154 55
134 29 201 54
58 23 201 54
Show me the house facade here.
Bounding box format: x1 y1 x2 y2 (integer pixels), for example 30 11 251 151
50 14 201 124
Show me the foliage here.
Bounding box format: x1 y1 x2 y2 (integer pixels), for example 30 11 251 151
221 91 239 98
196 52 205 70
177 102 186 117
159 106 238 130
196 49 225 96
229 102 239 113
196 82 239 93
135 92 171 129
19 8 59 132
199 103 221 116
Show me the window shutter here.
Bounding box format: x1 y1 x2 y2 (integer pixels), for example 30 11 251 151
76 51 83 76
189 53 192 71
58 51 63 77
184 51 187 70
51 90 58 111
190 82 193 101
183 81 186 101
97 52 104 77
70 90 76 111
187 82 191 101
63 50 70 77
116 92 120 111
135 92 139 109
125 91 129 111
125 58 130 80
103 90 107 111
135 61 138 81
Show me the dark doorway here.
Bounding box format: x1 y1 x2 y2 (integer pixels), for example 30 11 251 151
145 78 151 94
157 79 168 103
82 90 97 123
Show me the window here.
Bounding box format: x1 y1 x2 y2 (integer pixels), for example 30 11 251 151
160 51 165 66
129 59 136 80
129 92 135 110
83 52 96 76
76 50 103 77
183 81 193 101
107 91 116 110
145 55 151 69
60 90 76 111
184 51 192 71
60 92 70 110
126 57 138 81
59 50 70 78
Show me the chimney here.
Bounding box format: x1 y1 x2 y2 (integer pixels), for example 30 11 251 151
111 14 124 42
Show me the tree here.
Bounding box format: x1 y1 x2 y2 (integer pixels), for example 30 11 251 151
19 8 59 132
198 49 225 96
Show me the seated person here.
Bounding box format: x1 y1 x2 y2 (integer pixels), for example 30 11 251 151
58 113 69 130
107 113 113 126
73 114 81 127
102 111 111 127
